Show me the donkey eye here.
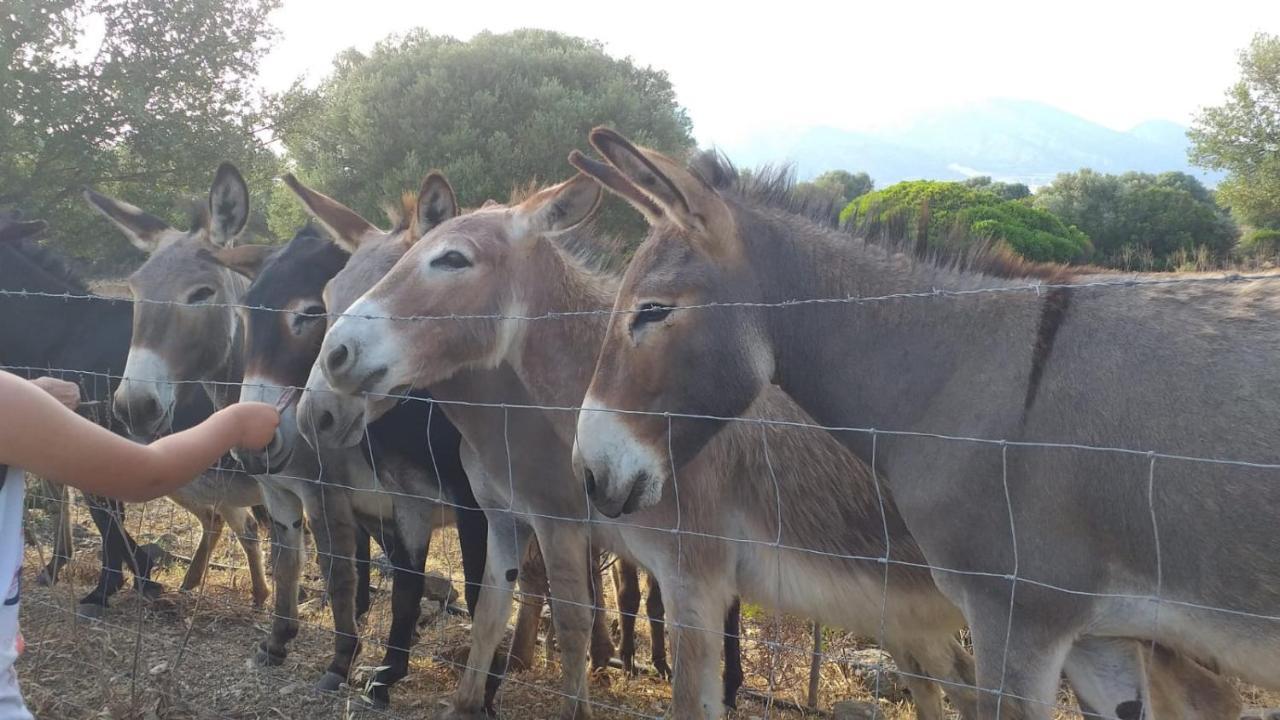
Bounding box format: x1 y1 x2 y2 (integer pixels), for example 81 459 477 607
631 302 673 329
290 304 326 334
187 286 215 304
430 250 471 270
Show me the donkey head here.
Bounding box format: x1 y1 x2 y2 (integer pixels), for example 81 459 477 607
318 173 601 415
0 213 48 245
284 173 459 449
86 163 269 437
570 128 771 517
214 223 346 473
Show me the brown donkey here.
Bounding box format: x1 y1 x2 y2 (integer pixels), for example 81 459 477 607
569 130 1261 719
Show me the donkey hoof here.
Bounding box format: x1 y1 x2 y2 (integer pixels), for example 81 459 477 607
254 644 286 667
433 704 487 720
75 603 106 620
652 658 672 680
36 569 57 587
365 685 390 710
138 580 165 600
314 670 346 693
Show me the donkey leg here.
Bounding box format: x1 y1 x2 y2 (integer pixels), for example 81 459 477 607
615 559 642 675
1144 643 1241 720
354 525 372 619
79 495 142 611
305 493 362 693
668 581 731 720
222 505 269 608
968 602 1075 720
443 513 530 720
255 487 304 667
454 494 489 618
36 481 72 586
645 573 670 678
722 598 743 709
510 538 550 673
180 508 223 592
539 523 597 720
365 532 426 709
589 554 617 672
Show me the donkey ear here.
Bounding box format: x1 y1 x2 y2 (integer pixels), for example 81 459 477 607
416 171 458 237
510 174 602 242
282 174 380 253
83 188 172 253
0 219 47 244
588 127 696 225
208 244 275 280
208 162 250 247
568 150 665 224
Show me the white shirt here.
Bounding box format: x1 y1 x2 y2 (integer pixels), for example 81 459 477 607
0 466 33 720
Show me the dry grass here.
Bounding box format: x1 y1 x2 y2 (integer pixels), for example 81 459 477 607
19 486 1278 719
17 488 925 720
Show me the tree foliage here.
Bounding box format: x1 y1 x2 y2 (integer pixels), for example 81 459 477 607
797 170 873 206
1 0 283 272
1033 169 1237 267
1240 228 1280 259
841 180 1092 263
1190 33 1280 229
269 29 694 239
962 176 1031 201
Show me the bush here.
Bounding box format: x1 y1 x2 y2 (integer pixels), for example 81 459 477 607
1239 228 1280 258
840 181 1092 264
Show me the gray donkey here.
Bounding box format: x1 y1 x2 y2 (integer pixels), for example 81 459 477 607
569 128 1280 719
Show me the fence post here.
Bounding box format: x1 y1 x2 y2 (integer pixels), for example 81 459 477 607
808 621 823 708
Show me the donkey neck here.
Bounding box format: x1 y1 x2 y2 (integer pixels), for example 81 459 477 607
507 238 615 442
750 209 1046 460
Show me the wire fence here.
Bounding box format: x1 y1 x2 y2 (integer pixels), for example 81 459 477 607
5 268 1280 720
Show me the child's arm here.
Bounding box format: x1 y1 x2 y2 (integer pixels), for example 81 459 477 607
0 371 278 502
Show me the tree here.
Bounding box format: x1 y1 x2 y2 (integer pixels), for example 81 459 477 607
1189 33 1280 229
842 180 1092 263
788 170 873 224
962 176 1031 201
270 29 694 239
805 170 873 205
1033 170 1237 268
1 0 283 272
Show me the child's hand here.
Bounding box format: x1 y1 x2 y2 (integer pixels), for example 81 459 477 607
31 376 81 410
220 403 280 450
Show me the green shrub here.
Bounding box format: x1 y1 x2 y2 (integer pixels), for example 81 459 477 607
840 180 1092 264
1239 228 1280 258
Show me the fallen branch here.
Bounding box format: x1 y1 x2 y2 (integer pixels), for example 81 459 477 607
739 688 830 717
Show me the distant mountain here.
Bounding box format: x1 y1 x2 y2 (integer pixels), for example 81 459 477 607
720 99 1222 189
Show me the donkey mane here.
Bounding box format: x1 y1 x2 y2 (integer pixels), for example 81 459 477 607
3 235 91 294
691 149 1079 283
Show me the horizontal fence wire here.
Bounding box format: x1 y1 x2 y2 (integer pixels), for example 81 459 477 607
6 273 1279 720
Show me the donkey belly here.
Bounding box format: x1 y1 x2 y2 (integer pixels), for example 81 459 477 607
169 470 263 511
736 542 963 639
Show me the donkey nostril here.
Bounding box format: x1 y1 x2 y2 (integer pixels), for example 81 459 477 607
142 395 161 418
584 468 597 497
327 344 350 373
316 411 335 433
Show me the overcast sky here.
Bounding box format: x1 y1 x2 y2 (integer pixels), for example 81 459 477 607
259 0 1279 146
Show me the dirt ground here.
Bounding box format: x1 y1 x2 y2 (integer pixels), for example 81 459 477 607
16 483 1276 720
